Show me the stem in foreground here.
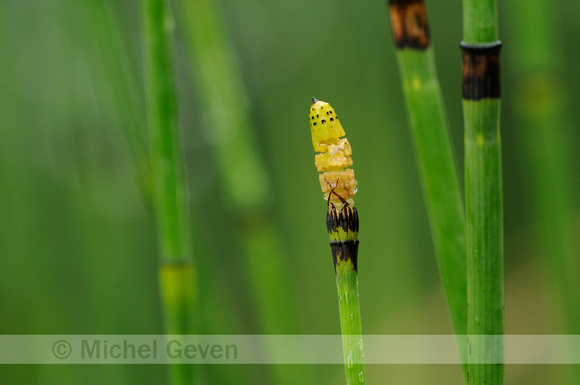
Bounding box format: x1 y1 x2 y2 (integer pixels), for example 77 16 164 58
461 0 504 379
140 0 196 384
310 99 366 385
386 0 467 345
329 208 365 385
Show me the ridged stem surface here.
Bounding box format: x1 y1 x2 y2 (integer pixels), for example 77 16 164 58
387 1 467 366
464 98 504 384
335 259 366 385
461 0 504 376
462 0 504 382
396 48 467 338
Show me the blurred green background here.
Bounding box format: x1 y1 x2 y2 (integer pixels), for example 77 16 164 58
1 0 579 384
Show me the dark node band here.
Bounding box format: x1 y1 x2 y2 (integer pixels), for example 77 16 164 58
388 0 430 50
461 41 502 100
327 206 359 234
331 240 360 273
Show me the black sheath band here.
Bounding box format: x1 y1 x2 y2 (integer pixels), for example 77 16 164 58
461 41 502 100
330 240 360 273
388 0 430 50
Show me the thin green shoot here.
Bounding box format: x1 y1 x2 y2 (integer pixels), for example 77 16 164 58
140 0 197 383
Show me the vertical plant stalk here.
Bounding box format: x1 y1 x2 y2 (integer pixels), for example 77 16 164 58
510 0 580 342
461 0 504 381
386 0 467 343
176 1 307 383
176 0 289 317
140 0 196 384
310 99 366 385
176 0 269 211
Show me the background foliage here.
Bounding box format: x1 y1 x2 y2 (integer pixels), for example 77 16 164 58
0 0 578 383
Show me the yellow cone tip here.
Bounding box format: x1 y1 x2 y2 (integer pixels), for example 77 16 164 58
309 99 357 208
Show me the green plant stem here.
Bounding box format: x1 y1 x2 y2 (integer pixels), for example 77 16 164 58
387 0 467 343
397 51 467 339
462 0 498 43
464 99 503 384
328 208 366 385
140 0 196 384
461 1 504 381
176 0 300 333
310 98 366 384
176 0 269 211
510 0 580 338
335 262 366 385
176 1 306 383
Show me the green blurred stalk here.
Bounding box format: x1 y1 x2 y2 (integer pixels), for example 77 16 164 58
140 0 196 384
509 0 580 338
177 0 269 210
176 1 306 383
176 1 298 328
462 0 504 384
386 0 467 344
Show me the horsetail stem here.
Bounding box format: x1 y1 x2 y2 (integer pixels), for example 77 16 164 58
386 0 468 349
140 0 196 383
462 0 504 382
510 0 580 342
176 2 311 383
176 2 310 383
310 98 366 385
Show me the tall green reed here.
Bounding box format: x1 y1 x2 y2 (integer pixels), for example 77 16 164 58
175 1 308 383
386 0 467 342
510 0 580 329
461 0 504 383
509 0 579 381
175 0 302 332
140 0 197 383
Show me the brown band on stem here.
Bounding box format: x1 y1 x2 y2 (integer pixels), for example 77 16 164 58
461 41 502 100
331 240 360 273
388 0 430 50
326 206 359 235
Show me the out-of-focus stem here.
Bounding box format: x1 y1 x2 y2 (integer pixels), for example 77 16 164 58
140 0 197 383
510 0 580 338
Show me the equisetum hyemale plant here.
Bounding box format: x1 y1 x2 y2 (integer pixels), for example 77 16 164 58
386 0 467 346
461 0 504 383
309 98 367 385
141 0 196 384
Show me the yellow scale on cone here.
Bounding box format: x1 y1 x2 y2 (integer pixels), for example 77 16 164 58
309 98 357 209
